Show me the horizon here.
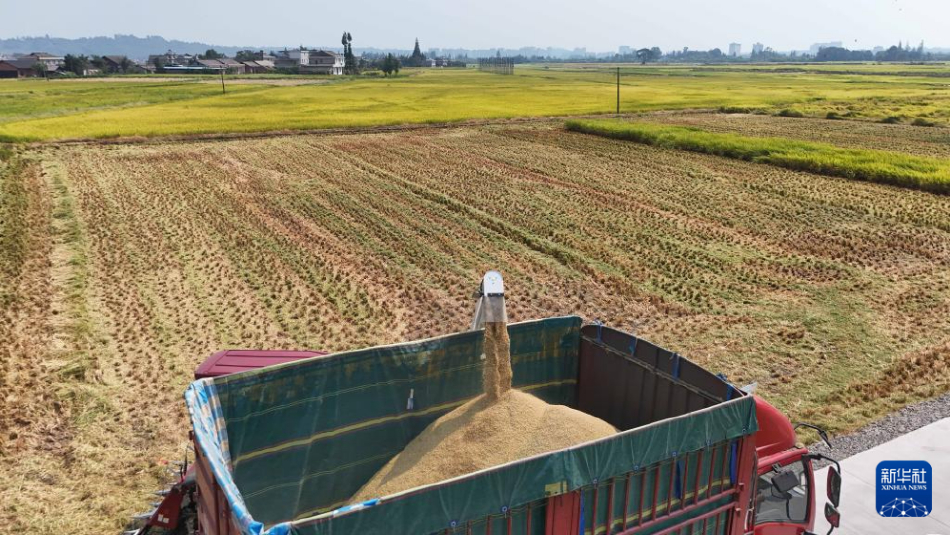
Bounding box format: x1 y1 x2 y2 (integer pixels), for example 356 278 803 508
1 32 945 58
2 0 949 54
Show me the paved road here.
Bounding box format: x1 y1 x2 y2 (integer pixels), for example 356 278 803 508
813 418 950 535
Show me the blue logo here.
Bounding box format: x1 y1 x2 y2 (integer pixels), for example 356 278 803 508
876 460 932 518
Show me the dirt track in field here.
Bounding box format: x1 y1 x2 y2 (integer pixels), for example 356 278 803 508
52 76 333 86
1 122 949 533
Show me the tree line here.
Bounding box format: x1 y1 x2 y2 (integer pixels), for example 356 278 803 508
62 54 133 75
543 41 948 64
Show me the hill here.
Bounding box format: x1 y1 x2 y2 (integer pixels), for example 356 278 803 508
0 34 265 60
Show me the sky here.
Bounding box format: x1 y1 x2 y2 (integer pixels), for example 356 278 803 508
1 0 945 52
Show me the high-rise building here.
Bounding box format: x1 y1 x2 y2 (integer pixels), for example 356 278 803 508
728 43 742 57
619 46 632 56
752 43 765 54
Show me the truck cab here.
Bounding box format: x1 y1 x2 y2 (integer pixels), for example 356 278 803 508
753 397 842 535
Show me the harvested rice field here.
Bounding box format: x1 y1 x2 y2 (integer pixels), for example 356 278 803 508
1 121 949 533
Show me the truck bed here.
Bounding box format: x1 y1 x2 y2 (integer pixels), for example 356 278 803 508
186 316 757 535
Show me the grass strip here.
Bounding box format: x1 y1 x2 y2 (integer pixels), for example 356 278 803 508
565 119 950 194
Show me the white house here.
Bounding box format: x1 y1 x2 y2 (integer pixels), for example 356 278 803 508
301 50 344 75
274 49 310 70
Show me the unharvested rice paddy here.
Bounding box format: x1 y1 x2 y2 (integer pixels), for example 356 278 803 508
647 111 950 159
565 118 950 193
1 120 949 533
3 63 950 141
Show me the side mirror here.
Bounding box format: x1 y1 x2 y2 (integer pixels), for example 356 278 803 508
826 466 842 508
795 422 833 449
824 503 841 528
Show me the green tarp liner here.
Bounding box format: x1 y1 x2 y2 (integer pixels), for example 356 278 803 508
185 316 757 535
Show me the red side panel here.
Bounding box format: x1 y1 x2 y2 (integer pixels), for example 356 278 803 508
194 445 219 533
194 349 327 379
733 433 758 535
546 492 581 535
195 440 241 535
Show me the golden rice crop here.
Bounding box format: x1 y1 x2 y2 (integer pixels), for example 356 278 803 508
646 111 950 159
566 118 950 193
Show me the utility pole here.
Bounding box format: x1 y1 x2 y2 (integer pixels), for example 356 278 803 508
220 69 226 95
616 67 620 116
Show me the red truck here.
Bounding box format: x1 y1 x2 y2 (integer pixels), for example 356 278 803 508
136 319 842 535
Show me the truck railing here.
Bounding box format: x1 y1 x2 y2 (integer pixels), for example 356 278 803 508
421 434 751 535
194 435 754 535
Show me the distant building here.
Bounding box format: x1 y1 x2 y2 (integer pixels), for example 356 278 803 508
299 50 343 75
873 46 885 54
195 58 224 69
242 60 275 74
752 43 764 55
618 46 632 56
424 58 450 68
148 50 196 67
0 59 41 78
101 55 135 73
728 43 742 57
22 52 64 70
217 57 245 74
246 50 276 62
275 49 309 70
191 58 245 74
809 42 843 55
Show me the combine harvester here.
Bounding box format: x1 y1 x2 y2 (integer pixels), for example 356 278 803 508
134 272 843 535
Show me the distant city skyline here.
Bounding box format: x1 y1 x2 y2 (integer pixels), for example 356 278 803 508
1 0 947 53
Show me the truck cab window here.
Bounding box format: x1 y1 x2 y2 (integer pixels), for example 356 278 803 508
755 460 810 524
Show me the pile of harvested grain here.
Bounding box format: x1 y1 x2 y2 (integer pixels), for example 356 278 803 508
351 390 617 501
351 323 616 501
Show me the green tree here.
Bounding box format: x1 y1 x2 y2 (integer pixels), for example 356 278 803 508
341 31 358 74
200 49 223 60
409 38 426 66
381 53 401 76
235 50 257 62
636 48 651 64
31 61 47 78
348 32 357 74
63 54 90 76
118 56 133 73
